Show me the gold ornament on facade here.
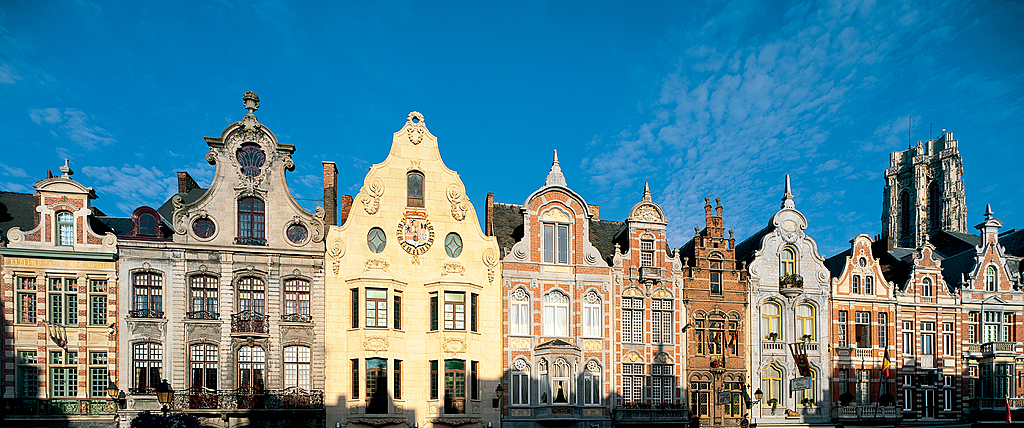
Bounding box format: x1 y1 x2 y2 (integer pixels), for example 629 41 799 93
632 204 661 222
397 211 434 260
509 338 531 349
443 337 467 353
582 339 603 350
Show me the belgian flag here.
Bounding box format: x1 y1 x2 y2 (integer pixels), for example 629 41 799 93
882 348 892 378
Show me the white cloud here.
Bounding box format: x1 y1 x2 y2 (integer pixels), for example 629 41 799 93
28 108 116 149
0 164 29 178
0 63 22 84
0 182 31 193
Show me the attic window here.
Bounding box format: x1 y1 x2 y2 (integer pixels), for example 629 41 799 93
56 211 74 246
407 171 424 207
237 143 266 177
138 213 157 236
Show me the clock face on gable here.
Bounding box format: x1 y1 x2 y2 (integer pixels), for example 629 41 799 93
397 210 434 256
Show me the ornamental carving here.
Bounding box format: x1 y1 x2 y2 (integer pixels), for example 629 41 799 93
541 208 571 222
654 352 672 363
482 248 498 283
583 291 599 304
623 352 643 363
430 418 481 427
582 339 603 350
509 338 530 349
441 261 466 276
363 335 389 352
443 337 466 353
328 238 345 274
447 183 470 221
398 211 434 261
359 177 384 215
406 111 426 145
364 258 390 272
632 204 661 222
347 418 407 427
513 359 529 371
510 409 531 417
586 360 600 372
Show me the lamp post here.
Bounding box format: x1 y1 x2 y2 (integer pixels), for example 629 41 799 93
155 379 174 417
751 388 763 428
493 384 504 409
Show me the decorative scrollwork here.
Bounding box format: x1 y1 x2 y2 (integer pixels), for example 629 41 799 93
441 261 466 276
447 183 470 221
482 248 498 283
406 111 426 145
360 177 384 215
364 258 390 272
363 335 389 352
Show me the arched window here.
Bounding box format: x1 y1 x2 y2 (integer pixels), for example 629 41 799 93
986 266 997 291
864 276 873 295
796 303 816 340
582 291 601 337
190 344 217 390
538 359 550 404
133 342 162 392
762 364 784 406
510 360 530 406
138 213 157 236
928 181 942 231
56 211 74 246
132 272 163 318
237 197 266 245
284 278 311 318
284 346 311 389
852 275 861 294
709 253 723 295
761 301 782 339
542 291 569 336
407 171 424 207
238 346 266 390
551 359 570 404
510 289 530 335
188 275 218 319
899 191 913 246
922 277 933 297
237 277 265 314
780 247 796 276
583 361 601 405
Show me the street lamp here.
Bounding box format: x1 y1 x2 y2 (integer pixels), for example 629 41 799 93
493 384 504 408
754 389 763 402
155 379 174 417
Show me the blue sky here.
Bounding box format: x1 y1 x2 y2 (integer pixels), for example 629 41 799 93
1 0 1021 256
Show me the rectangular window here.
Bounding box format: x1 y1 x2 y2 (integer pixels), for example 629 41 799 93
283 346 310 389
470 293 478 332
132 272 163 317
190 344 218 390
17 292 37 324
90 295 107 325
902 320 914 355
444 359 467 414
512 294 530 335
188 275 218 316
394 293 402 330
835 369 848 398
366 289 387 328
471 361 479 400
444 291 466 330
622 363 644 403
49 277 77 325
944 388 953 411
430 360 439 400
365 358 387 413
351 288 359 328
430 293 439 331
855 311 871 348
969 324 977 343
904 389 913 411
512 370 530 405
17 351 38 398
640 239 654 267
652 299 672 344
623 297 644 344
837 310 847 347
284 278 310 316
133 343 161 392
543 223 569 264
583 370 600 405
394 360 402 400
89 351 108 398
50 351 77 398
582 299 600 337
652 364 675 403
710 271 722 295
877 312 888 347
351 359 360 399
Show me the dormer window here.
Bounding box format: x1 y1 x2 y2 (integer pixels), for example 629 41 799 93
985 266 997 291
922 277 933 296
640 238 654 267
56 211 74 246
407 171 424 207
237 143 266 177
138 213 157 236
780 247 797 276
543 223 569 264
237 197 266 245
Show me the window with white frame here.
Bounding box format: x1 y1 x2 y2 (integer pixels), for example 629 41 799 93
968 312 979 343
640 238 654 267
943 375 953 411
622 297 644 344
543 292 569 336
238 346 266 389
582 291 601 337
652 298 672 344
190 344 217 390
854 311 871 348
921 322 935 355
837 310 848 347
902 320 914 354
510 288 530 336
852 275 861 294
583 361 601 405
984 311 1001 343
985 266 997 291
652 363 674 403
856 369 870 404
943 323 954 355
864 276 873 295
133 342 161 392
510 360 530 406
56 211 74 246
1004 313 1013 342
284 346 311 389
922 277 933 296
622 362 644 403
877 312 888 347
543 223 569 264
551 359 570 403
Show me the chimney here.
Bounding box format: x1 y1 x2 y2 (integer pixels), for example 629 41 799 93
588 204 600 221
322 161 338 226
46 170 53 179
340 195 353 225
485 192 494 236
177 171 199 194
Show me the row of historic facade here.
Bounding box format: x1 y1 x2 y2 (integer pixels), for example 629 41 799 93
1 92 1021 428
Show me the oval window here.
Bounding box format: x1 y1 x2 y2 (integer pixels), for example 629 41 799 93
287 223 308 244
367 227 386 253
192 218 216 238
445 232 463 258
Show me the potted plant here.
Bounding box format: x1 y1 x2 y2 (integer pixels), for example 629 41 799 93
769 398 778 415
766 332 779 341
801 334 812 341
780 274 804 288
839 392 854 406
801 397 815 407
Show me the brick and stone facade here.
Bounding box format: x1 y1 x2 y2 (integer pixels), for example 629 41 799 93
324 111 502 428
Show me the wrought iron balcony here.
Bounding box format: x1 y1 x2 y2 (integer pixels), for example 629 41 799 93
128 308 164 319
186 310 220 320
129 387 156 395
779 274 804 298
235 237 267 246
172 387 324 411
5 398 113 415
281 313 313 323
614 403 688 422
831 405 898 419
232 310 269 335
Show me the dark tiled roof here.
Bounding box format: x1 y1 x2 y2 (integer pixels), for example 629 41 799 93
97 217 134 237
824 248 852 280
929 230 980 257
735 224 775 266
999 229 1024 257
590 219 623 265
0 191 37 240
490 202 523 258
157 187 207 225
939 249 975 288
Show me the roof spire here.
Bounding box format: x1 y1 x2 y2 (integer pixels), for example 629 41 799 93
985 204 994 220
781 174 795 209
544 149 566 187
642 182 651 202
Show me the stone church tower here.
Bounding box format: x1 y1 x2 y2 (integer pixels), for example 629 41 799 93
881 131 967 248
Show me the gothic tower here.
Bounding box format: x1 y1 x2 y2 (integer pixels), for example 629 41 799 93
881 131 967 248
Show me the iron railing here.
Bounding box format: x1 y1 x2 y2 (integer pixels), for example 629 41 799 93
172 387 324 411
128 308 164 318
281 313 313 323
231 310 269 334
186 310 219 320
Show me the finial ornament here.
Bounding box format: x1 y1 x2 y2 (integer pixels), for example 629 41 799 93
243 91 260 115
642 182 652 202
781 174 795 209
59 158 73 178
984 204 995 220
544 149 566 187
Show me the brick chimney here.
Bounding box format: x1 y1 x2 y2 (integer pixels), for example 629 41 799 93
340 195 353 225
588 204 600 221
485 192 494 236
322 161 338 226
177 171 199 194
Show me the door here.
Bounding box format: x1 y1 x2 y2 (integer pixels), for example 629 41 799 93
924 390 935 418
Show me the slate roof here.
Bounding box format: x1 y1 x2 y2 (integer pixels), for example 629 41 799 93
999 229 1024 256
96 217 134 237
938 249 976 288
156 186 207 225
823 248 851 280
0 191 37 241
590 219 623 265
488 200 623 265
929 230 980 257
735 224 775 266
